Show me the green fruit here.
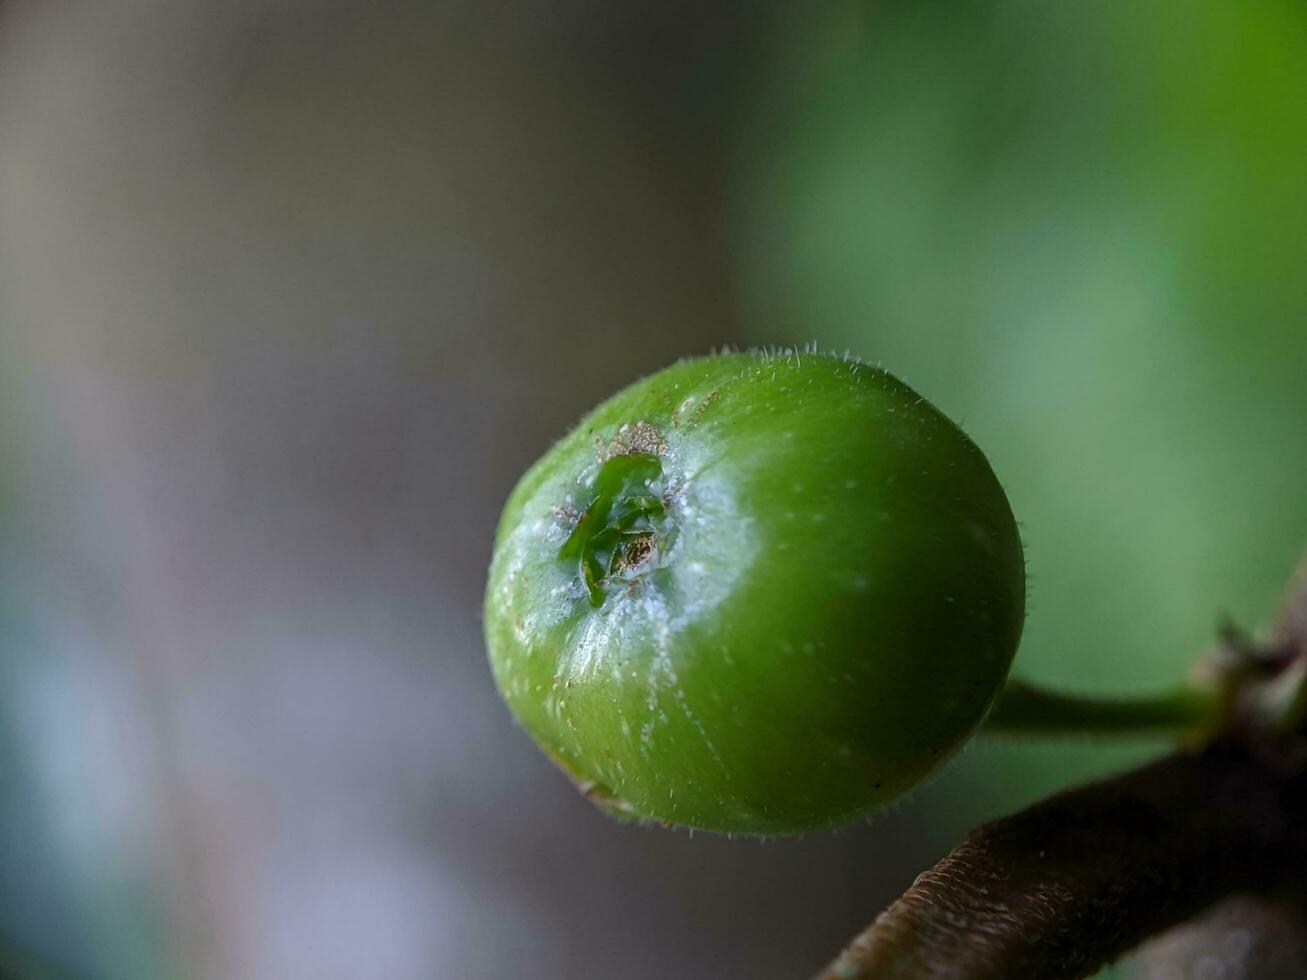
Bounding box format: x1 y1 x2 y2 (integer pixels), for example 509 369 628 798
485 350 1025 834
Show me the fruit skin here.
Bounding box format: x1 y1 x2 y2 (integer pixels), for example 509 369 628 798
485 350 1025 834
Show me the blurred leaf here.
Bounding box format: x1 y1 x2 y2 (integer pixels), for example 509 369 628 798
734 8 1307 973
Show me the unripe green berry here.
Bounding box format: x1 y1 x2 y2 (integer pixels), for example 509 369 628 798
485 350 1025 834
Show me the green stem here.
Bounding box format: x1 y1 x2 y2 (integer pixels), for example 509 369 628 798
984 676 1222 738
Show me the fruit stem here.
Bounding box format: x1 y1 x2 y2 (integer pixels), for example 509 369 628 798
983 676 1222 739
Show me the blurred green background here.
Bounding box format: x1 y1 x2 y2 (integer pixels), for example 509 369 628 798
1 1 1304 978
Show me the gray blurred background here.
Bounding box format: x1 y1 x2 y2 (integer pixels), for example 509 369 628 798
0 2 1304 978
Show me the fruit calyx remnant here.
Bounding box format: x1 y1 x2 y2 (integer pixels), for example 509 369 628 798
558 451 667 607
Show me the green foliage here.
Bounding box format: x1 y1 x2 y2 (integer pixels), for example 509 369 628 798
735 0 1307 735
734 4 1307 968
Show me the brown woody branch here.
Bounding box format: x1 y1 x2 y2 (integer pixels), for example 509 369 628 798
817 555 1307 980
816 743 1307 980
